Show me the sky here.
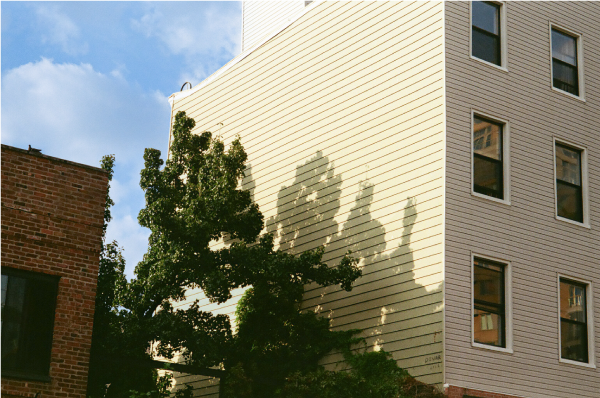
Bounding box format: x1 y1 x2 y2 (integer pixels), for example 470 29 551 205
1 1 243 278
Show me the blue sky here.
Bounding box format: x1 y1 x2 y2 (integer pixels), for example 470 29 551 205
1 1 243 277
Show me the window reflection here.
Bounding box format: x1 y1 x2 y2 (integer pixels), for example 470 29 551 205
474 258 505 347
560 279 588 363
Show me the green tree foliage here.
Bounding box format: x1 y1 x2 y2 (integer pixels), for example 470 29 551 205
222 284 361 398
278 350 409 398
88 111 362 397
88 155 157 398
276 350 445 398
225 287 445 398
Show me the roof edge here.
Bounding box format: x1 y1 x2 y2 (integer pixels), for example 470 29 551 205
1 144 109 174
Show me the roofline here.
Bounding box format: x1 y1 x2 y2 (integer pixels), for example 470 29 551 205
1 144 109 174
168 0 322 106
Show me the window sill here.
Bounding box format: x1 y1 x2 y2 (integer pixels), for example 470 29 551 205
472 342 513 354
555 215 590 229
471 191 511 206
1 370 51 383
559 358 596 369
470 55 508 72
551 86 585 102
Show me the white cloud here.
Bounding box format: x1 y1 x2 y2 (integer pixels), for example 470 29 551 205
36 6 89 55
1 58 171 276
131 2 242 84
1 58 170 167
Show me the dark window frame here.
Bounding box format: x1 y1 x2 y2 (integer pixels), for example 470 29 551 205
471 1 502 66
551 27 580 96
473 115 505 200
473 257 506 348
559 278 589 364
1 267 60 382
555 142 584 223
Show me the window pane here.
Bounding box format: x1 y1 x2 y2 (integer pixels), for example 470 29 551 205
1 271 59 376
1 274 8 330
474 156 503 198
552 29 577 66
1 276 27 370
472 29 500 65
0 275 8 341
473 259 506 348
556 182 583 222
474 262 504 305
556 145 581 185
560 279 588 363
26 277 59 375
553 60 579 95
1 274 7 306
561 320 588 363
473 117 503 199
474 309 503 346
472 2 499 34
474 117 502 160
560 280 586 322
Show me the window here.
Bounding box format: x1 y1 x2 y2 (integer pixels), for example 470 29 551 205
551 27 580 96
473 257 506 348
560 278 591 364
555 142 585 224
472 1 503 66
1 268 59 380
473 115 507 201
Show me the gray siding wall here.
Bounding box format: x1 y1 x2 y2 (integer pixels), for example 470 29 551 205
171 2 446 394
444 2 600 397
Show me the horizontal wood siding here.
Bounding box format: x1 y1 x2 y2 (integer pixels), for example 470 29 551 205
444 2 600 397
172 1 445 393
242 0 305 52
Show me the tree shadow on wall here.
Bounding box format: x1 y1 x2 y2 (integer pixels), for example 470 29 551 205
265 150 342 252
264 150 444 383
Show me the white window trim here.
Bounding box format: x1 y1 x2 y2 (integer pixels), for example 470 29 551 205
549 23 586 101
469 1 508 72
552 137 590 228
471 110 510 205
557 274 596 368
471 252 513 354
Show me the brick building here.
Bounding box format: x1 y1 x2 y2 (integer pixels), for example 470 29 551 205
1 145 108 398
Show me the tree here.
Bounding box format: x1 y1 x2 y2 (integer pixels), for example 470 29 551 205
87 111 362 397
87 156 157 398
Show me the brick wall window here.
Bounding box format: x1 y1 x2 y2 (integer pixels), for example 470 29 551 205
1 268 60 381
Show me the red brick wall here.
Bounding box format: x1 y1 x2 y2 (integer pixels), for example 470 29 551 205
446 385 523 398
1 145 108 398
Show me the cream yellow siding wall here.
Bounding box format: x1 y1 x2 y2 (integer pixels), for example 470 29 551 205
171 1 446 394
